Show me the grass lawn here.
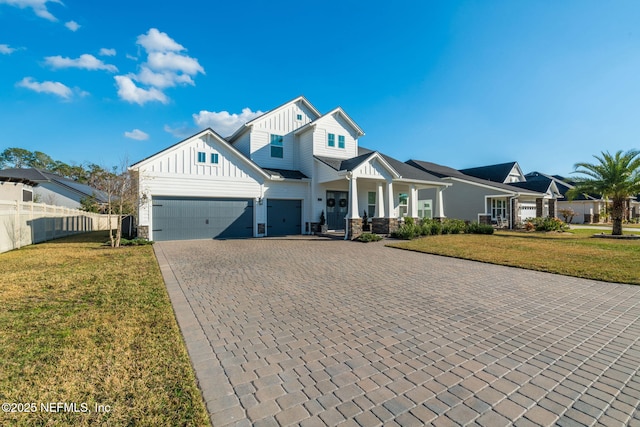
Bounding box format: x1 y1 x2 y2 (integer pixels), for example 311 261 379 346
388 228 640 285
0 232 210 426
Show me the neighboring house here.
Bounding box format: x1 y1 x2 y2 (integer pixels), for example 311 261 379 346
407 160 560 229
0 176 36 202
130 96 450 241
0 168 106 209
528 172 640 223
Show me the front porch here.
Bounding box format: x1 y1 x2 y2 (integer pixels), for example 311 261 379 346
316 175 446 239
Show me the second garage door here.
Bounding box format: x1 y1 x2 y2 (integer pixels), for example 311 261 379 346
267 199 302 236
152 197 253 241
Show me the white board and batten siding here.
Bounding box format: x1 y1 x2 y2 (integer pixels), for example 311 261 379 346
247 101 317 170
135 132 266 235
353 157 394 180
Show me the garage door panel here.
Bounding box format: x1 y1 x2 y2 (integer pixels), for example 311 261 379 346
152 197 253 241
267 199 302 236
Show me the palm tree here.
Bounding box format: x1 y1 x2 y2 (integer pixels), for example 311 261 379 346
568 150 640 235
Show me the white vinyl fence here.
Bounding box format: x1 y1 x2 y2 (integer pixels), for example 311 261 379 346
0 200 117 254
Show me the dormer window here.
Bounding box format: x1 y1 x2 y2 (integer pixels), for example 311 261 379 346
270 134 284 158
327 133 335 147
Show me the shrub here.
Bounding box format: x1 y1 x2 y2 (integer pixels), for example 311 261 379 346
465 222 495 235
119 238 154 246
357 233 383 242
530 217 569 232
441 219 466 234
391 222 420 239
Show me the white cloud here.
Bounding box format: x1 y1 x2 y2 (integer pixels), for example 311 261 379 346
16 76 72 99
163 124 196 139
193 108 263 137
124 129 149 140
115 28 204 105
147 51 204 76
135 66 194 89
65 20 79 31
0 0 62 22
114 75 168 105
99 48 116 57
0 44 16 54
137 28 185 53
45 54 118 72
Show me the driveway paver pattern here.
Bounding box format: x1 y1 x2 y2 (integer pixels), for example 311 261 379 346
154 238 640 426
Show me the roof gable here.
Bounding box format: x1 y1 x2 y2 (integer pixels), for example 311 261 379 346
459 161 522 183
227 96 322 142
130 128 271 179
294 107 364 137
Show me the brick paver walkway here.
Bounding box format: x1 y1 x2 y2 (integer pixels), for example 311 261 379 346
154 238 640 427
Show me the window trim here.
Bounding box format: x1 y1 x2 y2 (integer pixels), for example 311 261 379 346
327 133 335 147
270 134 284 158
398 192 408 218
367 191 376 217
418 199 432 219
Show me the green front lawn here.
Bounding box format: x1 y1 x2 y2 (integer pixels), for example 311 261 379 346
0 232 210 426
388 229 640 285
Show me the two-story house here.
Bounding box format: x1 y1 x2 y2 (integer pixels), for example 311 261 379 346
131 96 449 241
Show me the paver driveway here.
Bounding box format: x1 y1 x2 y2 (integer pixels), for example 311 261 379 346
154 238 640 427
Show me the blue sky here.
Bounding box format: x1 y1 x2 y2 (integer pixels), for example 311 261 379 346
1 1 639 176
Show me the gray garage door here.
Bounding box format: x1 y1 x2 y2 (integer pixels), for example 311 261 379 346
267 199 301 236
152 196 253 241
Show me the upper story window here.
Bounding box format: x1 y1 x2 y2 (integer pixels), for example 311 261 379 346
211 153 219 164
296 114 303 121
327 133 335 147
338 135 345 149
197 152 206 163
270 134 284 158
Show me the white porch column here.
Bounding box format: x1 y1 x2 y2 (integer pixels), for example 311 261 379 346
386 180 395 218
348 174 359 219
375 181 385 218
436 187 445 218
409 184 418 218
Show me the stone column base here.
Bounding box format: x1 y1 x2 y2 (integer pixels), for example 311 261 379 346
371 218 399 235
137 225 149 240
347 218 363 240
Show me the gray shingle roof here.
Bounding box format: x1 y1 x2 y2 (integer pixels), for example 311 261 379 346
407 159 543 195
0 168 108 202
262 168 309 180
315 147 445 184
459 162 518 183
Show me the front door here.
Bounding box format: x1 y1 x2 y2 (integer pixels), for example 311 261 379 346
326 191 348 230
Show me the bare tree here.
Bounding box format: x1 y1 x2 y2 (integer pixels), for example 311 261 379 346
94 159 138 247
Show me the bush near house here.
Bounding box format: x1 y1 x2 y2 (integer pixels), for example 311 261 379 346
526 217 569 232
391 218 481 240
357 232 383 242
465 222 495 235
